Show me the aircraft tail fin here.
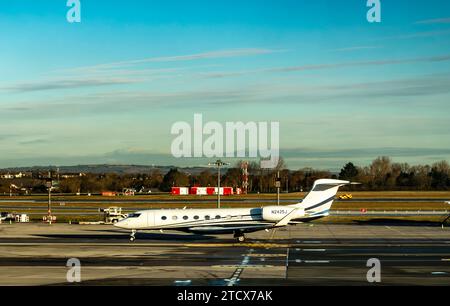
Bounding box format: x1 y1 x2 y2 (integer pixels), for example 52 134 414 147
291 179 354 215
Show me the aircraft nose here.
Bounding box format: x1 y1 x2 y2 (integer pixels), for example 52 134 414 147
114 219 128 229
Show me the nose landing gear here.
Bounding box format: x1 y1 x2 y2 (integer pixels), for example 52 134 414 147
130 229 137 242
234 232 246 243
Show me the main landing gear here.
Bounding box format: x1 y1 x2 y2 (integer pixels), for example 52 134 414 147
130 229 137 242
234 232 246 243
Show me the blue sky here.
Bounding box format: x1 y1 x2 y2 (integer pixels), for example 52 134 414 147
1 0 450 170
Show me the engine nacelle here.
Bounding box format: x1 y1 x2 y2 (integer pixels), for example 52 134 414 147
262 206 305 222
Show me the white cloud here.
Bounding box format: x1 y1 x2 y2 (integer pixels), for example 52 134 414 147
415 17 450 25
70 48 278 72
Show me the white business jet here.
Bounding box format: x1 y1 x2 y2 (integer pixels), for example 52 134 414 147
115 179 356 242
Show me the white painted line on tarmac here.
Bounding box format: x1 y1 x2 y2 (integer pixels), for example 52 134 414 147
431 272 448 275
174 280 192 286
225 249 254 287
303 249 326 252
304 260 330 264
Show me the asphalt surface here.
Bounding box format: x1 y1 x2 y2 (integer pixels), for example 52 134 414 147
0 223 449 286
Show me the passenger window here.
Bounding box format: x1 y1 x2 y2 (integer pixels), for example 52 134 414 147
194 215 199 220
205 215 210 220
161 216 167 221
172 216 178 220
215 215 221 219
183 216 188 220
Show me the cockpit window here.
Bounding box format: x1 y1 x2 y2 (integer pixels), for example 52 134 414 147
128 213 141 218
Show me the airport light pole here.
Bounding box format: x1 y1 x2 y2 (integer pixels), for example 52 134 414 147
46 173 53 225
275 171 281 206
208 160 229 209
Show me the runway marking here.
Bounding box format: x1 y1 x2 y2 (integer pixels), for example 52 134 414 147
384 226 406 235
304 260 330 264
431 272 448 275
285 248 289 279
2 242 450 250
0 242 290 248
441 258 450 261
185 243 289 248
246 254 286 258
174 280 192 286
214 265 274 269
225 249 253 287
302 249 326 252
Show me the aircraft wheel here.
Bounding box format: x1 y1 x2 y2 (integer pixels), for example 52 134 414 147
237 235 246 243
130 230 136 242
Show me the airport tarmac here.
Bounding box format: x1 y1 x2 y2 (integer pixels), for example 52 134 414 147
0 222 449 286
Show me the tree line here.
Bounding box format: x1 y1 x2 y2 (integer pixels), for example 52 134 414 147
0 156 449 194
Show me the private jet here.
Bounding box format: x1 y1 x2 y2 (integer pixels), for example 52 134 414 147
115 179 357 242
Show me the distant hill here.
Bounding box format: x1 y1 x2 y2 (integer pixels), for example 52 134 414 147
0 164 213 175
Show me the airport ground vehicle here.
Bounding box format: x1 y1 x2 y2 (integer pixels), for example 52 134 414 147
0 212 15 222
100 207 128 224
339 194 353 200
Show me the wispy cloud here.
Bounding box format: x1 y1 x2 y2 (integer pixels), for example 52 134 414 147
415 17 450 25
1 77 141 93
281 147 450 159
267 54 450 73
381 29 450 40
201 54 450 79
0 134 17 141
3 74 449 119
3 49 278 93
72 48 279 72
203 52 440 79
18 139 48 145
200 70 257 79
330 46 382 52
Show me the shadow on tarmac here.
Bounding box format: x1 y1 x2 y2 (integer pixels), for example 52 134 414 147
36 231 216 241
